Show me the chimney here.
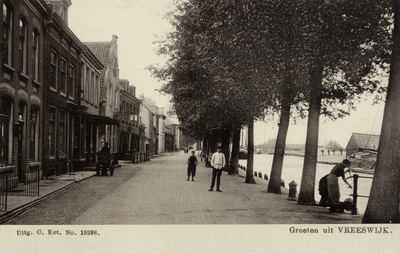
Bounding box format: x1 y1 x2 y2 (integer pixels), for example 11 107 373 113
46 0 72 26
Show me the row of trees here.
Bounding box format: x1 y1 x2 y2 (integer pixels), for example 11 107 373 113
149 0 399 223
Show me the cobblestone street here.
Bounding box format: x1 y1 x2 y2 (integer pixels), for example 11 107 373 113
3 151 364 225
2 152 399 254
3 164 139 225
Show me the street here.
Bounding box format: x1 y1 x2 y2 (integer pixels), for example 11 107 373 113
4 151 363 225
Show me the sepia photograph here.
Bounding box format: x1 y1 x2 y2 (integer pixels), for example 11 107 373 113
1 0 399 253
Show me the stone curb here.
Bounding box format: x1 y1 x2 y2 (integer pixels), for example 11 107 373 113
0 174 95 224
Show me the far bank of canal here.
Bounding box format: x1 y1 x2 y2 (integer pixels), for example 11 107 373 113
239 154 373 215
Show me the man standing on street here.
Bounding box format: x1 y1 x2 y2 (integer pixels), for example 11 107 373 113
209 146 226 192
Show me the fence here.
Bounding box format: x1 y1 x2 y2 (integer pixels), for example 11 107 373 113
0 165 40 210
131 152 151 164
348 173 373 215
0 176 7 210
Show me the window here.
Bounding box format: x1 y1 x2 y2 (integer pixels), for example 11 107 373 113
59 7 65 21
115 88 118 108
60 58 67 94
73 115 84 158
121 102 125 121
18 102 26 122
0 96 12 164
95 75 99 106
85 67 90 101
91 71 94 104
50 51 58 90
113 58 117 77
68 64 75 98
59 110 65 153
3 2 12 66
109 84 112 106
80 64 85 98
32 30 39 81
49 107 56 156
30 107 39 161
19 18 27 74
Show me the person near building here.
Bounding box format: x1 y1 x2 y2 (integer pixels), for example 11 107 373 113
101 142 110 153
209 146 226 192
187 150 198 181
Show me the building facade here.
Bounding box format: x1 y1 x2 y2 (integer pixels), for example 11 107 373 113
139 99 151 153
1 0 165 192
158 111 166 153
80 45 103 166
1 0 49 183
164 117 175 152
84 35 120 154
42 0 89 176
118 79 141 156
140 96 162 155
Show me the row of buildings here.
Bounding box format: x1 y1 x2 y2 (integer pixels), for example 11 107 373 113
0 0 181 186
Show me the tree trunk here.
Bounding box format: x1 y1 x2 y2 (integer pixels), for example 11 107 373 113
200 135 205 162
229 127 240 175
362 0 400 223
209 131 217 153
267 88 291 194
298 59 323 205
221 128 231 172
245 121 256 184
204 134 210 167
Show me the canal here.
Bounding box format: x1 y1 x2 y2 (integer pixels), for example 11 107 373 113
239 154 373 215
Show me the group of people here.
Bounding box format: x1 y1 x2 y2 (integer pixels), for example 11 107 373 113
187 146 226 192
188 146 353 213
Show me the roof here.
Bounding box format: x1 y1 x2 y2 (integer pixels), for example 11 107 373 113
141 97 160 115
83 42 111 99
166 117 179 125
346 133 380 151
142 97 157 107
120 79 129 90
165 117 175 126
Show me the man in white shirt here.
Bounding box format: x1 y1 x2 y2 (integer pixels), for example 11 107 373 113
209 146 226 192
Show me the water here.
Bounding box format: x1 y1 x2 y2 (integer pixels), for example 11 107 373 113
239 154 373 215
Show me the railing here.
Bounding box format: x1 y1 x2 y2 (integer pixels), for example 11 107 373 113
56 149 73 175
131 152 151 164
0 176 8 210
1 165 40 197
347 173 374 215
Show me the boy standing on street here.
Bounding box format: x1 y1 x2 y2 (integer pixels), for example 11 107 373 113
187 151 198 181
209 146 226 192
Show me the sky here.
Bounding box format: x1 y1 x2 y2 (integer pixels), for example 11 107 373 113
69 0 174 109
254 95 384 147
68 0 386 148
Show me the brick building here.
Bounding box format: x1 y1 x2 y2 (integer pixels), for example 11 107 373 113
1 0 49 184
118 79 141 157
42 0 88 176
80 44 104 166
84 35 120 154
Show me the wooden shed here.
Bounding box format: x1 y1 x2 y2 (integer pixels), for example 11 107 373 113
346 133 380 157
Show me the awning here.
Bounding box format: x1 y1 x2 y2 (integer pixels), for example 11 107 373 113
86 114 119 125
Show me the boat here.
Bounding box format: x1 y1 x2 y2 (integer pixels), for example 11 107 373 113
239 127 248 159
239 148 248 160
